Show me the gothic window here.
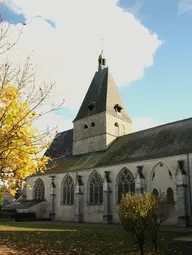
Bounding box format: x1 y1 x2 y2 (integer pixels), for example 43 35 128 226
167 187 174 204
89 171 103 205
34 178 45 201
91 122 95 127
117 168 135 203
152 188 159 197
62 175 74 205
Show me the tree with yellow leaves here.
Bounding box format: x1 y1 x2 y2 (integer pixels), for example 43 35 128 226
0 15 64 194
0 81 47 190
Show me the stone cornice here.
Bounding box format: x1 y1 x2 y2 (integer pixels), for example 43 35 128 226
73 111 132 124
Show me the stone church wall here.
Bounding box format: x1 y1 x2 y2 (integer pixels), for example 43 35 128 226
26 153 192 225
106 112 132 137
73 113 106 155
72 112 132 155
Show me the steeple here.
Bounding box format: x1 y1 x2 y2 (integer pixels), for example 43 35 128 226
73 53 131 122
72 53 132 156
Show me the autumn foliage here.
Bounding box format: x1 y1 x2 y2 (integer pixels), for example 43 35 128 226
0 82 50 193
119 193 169 255
0 13 64 196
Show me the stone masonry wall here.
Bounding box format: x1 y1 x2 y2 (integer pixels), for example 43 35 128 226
26 153 192 224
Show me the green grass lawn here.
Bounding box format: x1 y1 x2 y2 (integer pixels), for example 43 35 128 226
0 222 192 254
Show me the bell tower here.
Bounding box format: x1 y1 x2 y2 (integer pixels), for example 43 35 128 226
72 52 132 156
98 50 107 70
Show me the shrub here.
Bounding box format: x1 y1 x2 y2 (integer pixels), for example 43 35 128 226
118 192 168 255
0 210 13 219
147 195 169 252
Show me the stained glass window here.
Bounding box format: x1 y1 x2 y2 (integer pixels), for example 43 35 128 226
117 168 135 203
34 178 45 201
62 175 74 205
89 172 103 205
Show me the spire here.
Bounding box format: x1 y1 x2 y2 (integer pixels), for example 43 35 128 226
73 63 131 122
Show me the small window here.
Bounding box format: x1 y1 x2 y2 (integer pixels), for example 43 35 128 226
152 188 159 197
91 122 95 127
88 105 94 111
115 122 119 127
167 187 174 204
84 124 88 129
114 104 123 113
88 102 95 113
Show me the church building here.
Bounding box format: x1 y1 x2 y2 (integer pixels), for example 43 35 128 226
4 52 192 226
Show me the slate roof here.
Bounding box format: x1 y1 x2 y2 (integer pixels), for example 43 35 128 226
73 67 131 121
44 117 192 174
2 200 45 210
45 129 73 158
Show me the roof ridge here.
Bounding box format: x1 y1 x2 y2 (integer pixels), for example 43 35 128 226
120 116 192 138
57 128 73 136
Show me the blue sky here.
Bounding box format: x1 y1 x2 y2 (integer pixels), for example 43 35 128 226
118 0 192 124
1 4 56 28
1 0 192 129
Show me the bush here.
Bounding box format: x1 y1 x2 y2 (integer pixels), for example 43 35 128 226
0 210 13 220
118 192 168 255
147 196 169 252
14 212 36 222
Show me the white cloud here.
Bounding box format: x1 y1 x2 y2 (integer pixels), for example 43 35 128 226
33 112 72 134
178 0 192 15
35 114 165 138
132 117 165 132
35 114 165 136
0 0 162 132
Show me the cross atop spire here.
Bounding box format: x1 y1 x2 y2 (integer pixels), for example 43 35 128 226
101 38 104 53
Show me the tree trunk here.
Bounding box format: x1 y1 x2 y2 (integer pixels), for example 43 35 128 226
151 227 158 252
138 234 145 255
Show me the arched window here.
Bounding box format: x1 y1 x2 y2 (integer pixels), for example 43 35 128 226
115 122 119 127
167 187 174 204
84 124 88 129
91 122 95 127
152 188 159 197
34 178 45 201
89 171 103 205
117 168 135 203
62 175 74 205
